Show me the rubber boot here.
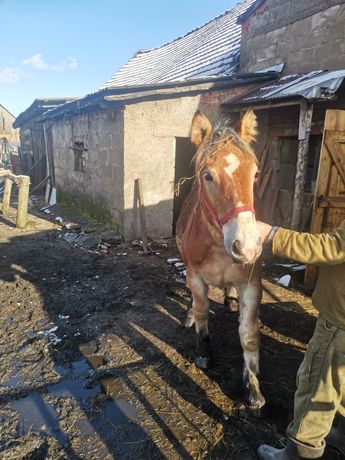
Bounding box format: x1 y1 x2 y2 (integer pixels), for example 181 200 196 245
326 414 345 456
258 438 324 460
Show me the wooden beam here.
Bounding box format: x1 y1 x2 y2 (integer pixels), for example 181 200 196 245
325 137 345 186
291 100 314 230
319 196 345 208
16 176 30 229
258 167 272 199
135 178 149 254
226 99 301 112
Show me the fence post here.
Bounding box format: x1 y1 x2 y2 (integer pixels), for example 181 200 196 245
16 176 30 229
2 178 13 217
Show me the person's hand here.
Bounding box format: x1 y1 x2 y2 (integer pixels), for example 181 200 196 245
256 220 273 244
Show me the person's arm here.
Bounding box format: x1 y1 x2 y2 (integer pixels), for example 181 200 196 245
257 220 345 266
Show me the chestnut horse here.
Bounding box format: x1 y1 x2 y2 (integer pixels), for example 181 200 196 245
176 110 265 409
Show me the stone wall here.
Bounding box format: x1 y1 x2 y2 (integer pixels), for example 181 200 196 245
240 0 345 74
53 109 124 227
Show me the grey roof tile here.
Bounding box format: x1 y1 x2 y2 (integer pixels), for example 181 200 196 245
103 0 256 89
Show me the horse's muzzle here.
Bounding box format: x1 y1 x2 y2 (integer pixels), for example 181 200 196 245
223 217 262 264
230 239 262 264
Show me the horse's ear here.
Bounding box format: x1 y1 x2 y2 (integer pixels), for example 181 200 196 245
191 111 212 148
236 110 258 145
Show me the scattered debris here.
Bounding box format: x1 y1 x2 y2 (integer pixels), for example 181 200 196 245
132 239 144 247
54 216 63 223
39 205 52 212
167 258 180 264
175 262 185 269
277 274 291 287
63 233 79 243
63 223 81 232
58 315 69 320
37 326 61 345
101 231 122 245
290 264 306 272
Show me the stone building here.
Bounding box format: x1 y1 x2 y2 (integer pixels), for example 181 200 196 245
13 98 76 192
239 0 345 74
15 0 345 244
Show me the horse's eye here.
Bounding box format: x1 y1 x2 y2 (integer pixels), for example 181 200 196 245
254 170 260 182
204 172 213 182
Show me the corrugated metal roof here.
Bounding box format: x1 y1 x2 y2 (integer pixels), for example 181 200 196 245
103 0 256 89
14 98 77 128
226 70 345 105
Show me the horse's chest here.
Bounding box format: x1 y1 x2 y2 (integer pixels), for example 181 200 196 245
199 253 245 288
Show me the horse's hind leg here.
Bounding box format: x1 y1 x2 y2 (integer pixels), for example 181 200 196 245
188 274 211 369
238 282 265 409
224 284 239 312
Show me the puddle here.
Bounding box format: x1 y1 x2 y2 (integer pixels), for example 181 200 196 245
48 378 101 402
11 353 139 454
100 376 128 399
12 393 68 446
102 399 137 422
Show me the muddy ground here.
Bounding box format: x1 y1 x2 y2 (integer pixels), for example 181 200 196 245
0 201 342 460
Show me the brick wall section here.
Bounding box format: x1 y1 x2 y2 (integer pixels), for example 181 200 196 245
240 0 345 74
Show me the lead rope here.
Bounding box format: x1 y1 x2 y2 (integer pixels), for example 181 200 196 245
247 260 256 290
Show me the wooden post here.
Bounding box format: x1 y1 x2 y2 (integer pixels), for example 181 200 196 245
291 100 314 230
135 178 149 253
2 178 13 217
16 176 30 229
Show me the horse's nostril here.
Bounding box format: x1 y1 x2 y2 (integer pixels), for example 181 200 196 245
232 239 242 256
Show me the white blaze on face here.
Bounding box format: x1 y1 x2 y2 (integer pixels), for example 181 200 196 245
222 211 261 263
224 153 240 177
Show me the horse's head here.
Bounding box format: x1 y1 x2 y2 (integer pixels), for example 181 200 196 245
191 110 261 264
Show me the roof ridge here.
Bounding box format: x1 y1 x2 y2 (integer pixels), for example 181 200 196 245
134 0 248 56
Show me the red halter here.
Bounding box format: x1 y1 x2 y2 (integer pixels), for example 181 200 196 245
199 187 255 233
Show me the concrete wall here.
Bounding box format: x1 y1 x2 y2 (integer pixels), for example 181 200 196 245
240 0 345 74
0 105 19 143
122 96 201 240
53 109 124 226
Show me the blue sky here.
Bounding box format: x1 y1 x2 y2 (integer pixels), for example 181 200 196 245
1 0 239 116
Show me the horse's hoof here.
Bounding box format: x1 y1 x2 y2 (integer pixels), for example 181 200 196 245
248 395 266 414
195 356 210 369
184 316 195 328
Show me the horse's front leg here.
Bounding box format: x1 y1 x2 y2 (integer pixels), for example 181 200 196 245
188 273 211 369
224 284 239 312
238 281 265 409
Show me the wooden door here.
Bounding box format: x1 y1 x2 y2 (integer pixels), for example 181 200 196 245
304 110 345 288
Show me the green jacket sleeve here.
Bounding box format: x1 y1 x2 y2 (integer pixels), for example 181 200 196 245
272 220 345 266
